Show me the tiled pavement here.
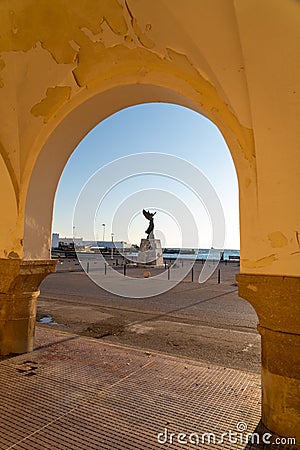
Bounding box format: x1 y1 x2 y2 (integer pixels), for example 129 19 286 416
0 326 297 450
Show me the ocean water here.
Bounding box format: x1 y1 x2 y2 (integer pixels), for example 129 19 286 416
76 245 240 262
163 248 240 261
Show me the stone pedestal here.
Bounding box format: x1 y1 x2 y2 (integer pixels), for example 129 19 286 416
0 259 57 355
138 239 164 267
237 274 300 440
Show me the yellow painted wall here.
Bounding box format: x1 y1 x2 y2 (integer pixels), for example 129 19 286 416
0 0 299 276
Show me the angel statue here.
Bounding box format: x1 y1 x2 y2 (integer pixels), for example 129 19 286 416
143 209 156 239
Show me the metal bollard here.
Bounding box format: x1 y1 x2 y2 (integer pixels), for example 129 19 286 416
218 268 221 284
87 261 89 273
191 266 194 282
123 263 127 276
104 263 107 275
168 266 170 280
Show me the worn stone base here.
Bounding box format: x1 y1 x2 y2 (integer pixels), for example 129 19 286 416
138 239 164 267
236 273 300 334
237 273 300 440
260 326 300 439
0 259 57 355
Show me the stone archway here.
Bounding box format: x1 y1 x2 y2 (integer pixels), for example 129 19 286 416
12 78 299 440
0 0 299 439
23 81 255 261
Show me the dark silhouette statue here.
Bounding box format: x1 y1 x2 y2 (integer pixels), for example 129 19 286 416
143 209 156 239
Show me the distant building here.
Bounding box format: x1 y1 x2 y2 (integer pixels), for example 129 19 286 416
51 234 132 252
96 241 131 249
52 233 59 248
58 236 83 246
51 233 83 249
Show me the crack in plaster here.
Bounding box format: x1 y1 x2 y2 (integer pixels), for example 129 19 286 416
295 231 300 249
242 254 278 269
0 1 255 168
71 38 254 167
124 0 154 49
0 0 130 65
0 0 256 217
0 57 5 88
0 140 19 207
291 231 300 255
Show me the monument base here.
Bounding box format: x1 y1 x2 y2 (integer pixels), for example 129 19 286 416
138 239 164 267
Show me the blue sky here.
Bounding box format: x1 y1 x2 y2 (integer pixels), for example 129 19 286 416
52 103 240 249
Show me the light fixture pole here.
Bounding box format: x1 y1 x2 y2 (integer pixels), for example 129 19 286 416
111 233 114 260
102 223 105 242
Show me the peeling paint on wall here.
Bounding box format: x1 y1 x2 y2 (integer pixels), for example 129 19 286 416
242 254 278 269
0 0 261 266
0 0 256 172
268 231 288 248
31 86 71 123
0 0 129 64
124 0 154 49
72 40 254 168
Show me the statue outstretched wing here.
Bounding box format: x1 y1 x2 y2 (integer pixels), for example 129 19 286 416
143 209 152 220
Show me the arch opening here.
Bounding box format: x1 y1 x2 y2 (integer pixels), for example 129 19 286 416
35 97 259 374
23 82 247 261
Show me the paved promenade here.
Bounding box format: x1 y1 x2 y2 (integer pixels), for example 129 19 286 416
0 326 297 449
39 261 261 373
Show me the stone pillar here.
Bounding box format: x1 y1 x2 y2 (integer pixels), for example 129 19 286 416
237 274 300 440
0 259 56 355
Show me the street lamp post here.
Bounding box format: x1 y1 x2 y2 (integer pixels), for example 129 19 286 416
102 223 105 242
111 233 114 260
122 241 126 263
